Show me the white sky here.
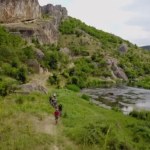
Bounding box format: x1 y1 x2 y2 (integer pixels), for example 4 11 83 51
39 0 150 46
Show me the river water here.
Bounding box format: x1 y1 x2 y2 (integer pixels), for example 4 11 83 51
81 86 150 114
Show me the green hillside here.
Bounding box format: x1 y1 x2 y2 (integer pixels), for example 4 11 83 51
0 16 150 150
58 17 150 89
1 17 150 94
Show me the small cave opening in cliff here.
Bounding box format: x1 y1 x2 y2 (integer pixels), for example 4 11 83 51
19 29 34 36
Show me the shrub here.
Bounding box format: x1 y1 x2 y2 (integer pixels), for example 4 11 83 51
48 73 60 85
15 97 24 104
129 110 150 121
0 45 14 62
66 84 80 92
59 17 82 34
71 76 79 85
1 64 27 83
0 78 18 96
69 76 86 88
45 51 59 70
22 46 35 59
81 94 90 101
17 67 27 83
134 76 150 89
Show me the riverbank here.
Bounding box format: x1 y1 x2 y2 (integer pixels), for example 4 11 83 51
81 86 150 114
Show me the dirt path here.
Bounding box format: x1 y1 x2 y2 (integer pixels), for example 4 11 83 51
32 114 78 150
33 115 60 150
26 72 77 149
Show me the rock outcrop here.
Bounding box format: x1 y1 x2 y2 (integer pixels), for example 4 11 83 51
35 48 45 60
0 0 41 23
0 0 68 44
41 4 68 27
119 43 128 54
21 83 48 94
107 58 128 81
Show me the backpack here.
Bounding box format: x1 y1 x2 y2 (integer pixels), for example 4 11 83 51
58 104 62 111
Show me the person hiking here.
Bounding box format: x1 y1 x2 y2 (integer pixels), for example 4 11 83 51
49 95 54 106
54 107 60 124
49 93 57 108
53 93 57 108
58 104 63 116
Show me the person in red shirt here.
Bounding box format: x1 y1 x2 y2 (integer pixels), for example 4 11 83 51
54 108 60 124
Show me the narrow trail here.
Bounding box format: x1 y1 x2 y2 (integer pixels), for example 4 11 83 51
29 72 60 149
33 115 60 150
28 72 77 149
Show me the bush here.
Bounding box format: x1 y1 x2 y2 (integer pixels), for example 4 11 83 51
59 17 82 34
0 78 18 96
15 97 24 104
134 76 150 89
1 64 27 83
69 76 86 88
17 67 27 83
66 84 80 92
45 51 59 70
48 73 60 85
0 45 14 62
22 46 35 59
129 110 150 121
81 94 90 101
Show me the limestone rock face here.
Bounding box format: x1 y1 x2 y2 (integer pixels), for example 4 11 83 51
0 1 68 44
0 0 41 23
41 4 68 27
107 58 128 81
111 63 128 81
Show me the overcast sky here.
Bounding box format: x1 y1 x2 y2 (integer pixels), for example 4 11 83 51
39 0 150 46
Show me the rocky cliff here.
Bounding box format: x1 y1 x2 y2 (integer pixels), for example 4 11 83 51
41 4 68 27
0 0 41 23
0 0 68 44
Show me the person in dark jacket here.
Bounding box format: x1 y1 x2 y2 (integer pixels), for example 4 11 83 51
58 104 63 116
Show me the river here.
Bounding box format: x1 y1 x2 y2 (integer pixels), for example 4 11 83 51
81 86 150 114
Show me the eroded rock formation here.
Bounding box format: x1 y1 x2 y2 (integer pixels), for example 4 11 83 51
0 0 41 23
107 58 128 81
41 4 67 27
0 0 68 44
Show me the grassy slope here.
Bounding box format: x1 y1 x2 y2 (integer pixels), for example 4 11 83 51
0 92 53 150
1 89 149 150
57 89 150 150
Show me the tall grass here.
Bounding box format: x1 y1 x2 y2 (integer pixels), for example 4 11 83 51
56 89 150 150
